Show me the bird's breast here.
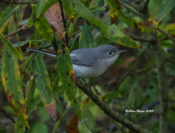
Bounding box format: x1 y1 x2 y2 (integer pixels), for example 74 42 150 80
72 64 100 78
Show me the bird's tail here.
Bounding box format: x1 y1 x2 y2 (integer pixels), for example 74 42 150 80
26 48 57 58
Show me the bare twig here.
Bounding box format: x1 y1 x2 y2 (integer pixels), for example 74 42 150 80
119 0 144 19
58 0 69 47
129 34 153 43
151 33 168 133
0 107 15 123
130 65 155 75
1 0 37 4
157 28 175 43
77 80 149 133
69 30 81 38
5 25 26 38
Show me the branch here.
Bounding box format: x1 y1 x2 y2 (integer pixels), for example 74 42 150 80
129 34 153 43
151 33 168 133
76 80 149 133
58 0 69 47
157 28 175 43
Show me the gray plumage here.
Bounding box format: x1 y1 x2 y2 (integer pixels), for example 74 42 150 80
26 45 126 78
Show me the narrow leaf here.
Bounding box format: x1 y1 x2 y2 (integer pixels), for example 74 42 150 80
157 0 175 22
79 24 94 48
0 6 18 33
34 16 54 41
0 34 23 60
72 0 139 48
62 0 75 19
56 47 81 115
34 54 57 120
150 0 175 22
1 47 28 127
57 47 76 100
14 113 26 133
36 0 46 18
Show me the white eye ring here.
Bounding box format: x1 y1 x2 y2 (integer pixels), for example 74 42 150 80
108 51 113 56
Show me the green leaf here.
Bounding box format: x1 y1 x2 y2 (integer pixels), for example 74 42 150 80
149 0 175 22
73 0 139 48
56 47 81 115
62 0 75 19
27 0 57 28
0 6 18 32
1 47 25 106
34 54 57 120
34 54 55 106
79 24 94 48
8 17 17 34
36 0 46 18
107 0 135 27
34 15 54 41
0 34 24 60
127 79 142 109
168 109 175 122
13 40 44 48
57 47 76 100
148 0 163 17
15 4 26 26
157 0 175 22
1 47 29 128
32 123 48 133
14 113 26 133
25 78 36 115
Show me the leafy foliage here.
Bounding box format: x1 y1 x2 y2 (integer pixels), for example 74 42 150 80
0 0 175 133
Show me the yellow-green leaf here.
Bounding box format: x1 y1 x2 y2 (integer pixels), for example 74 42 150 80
34 15 54 41
1 47 28 127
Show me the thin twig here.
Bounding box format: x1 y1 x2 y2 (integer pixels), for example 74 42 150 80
157 28 175 43
1 0 37 4
119 0 144 19
129 34 153 43
69 30 81 38
151 33 168 133
120 0 138 9
130 65 154 75
58 0 69 47
0 107 15 123
5 25 26 38
77 80 149 133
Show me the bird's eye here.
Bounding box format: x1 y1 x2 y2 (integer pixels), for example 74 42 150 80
108 51 113 56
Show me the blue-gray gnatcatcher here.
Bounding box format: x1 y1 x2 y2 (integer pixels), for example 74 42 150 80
27 45 126 78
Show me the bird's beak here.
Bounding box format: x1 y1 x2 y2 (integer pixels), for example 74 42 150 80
118 50 127 53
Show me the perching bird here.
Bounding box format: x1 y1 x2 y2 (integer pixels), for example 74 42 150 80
26 45 126 78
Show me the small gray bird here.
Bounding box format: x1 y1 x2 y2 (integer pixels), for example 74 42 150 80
26 45 126 78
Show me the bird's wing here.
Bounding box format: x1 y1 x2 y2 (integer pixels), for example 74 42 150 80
70 49 97 67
